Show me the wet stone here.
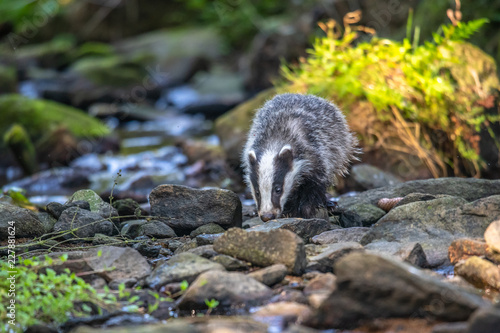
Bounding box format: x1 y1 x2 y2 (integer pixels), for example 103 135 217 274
195 233 223 246
454 256 500 290
252 302 313 324
211 254 249 271
338 203 386 227
54 207 114 240
186 244 218 258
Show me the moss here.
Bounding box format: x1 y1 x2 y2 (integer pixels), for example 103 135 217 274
3 124 38 175
0 94 110 145
0 64 16 93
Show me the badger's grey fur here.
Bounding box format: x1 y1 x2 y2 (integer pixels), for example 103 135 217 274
242 93 358 222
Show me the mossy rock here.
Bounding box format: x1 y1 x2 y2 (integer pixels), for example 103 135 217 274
214 88 276 164
0 64 16 93
69 54 151 87
13 35 76 68
0 94 110 146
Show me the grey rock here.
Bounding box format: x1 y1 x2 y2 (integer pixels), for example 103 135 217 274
0 202 45 240
92 233 121 246
186 245 218 258
195 233 223 246
121 219 177 239
432 322 468 333
339 178 500 208
174 238 198 254
466 306 500 333
348 164 402 190
214 228 307 275
247 264 288 286
86 246 151 283
339 203 386 227
189 223 226 237
68 189 118 222
112 198 142 221
248 218 332 242
395 193 448 208
212 254 249 271
360 195 500 267
307 242 364 273
364 241 429 268
242 217 264 229
54 207 114 240
145 252 225 289
308 252 488 329
36 211 57 233
132 242 161 258
46 200 90 220
312 227 371 245
178 270 272 309
149 185 242 234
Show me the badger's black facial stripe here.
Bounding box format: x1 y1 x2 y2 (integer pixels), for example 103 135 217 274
271 148 293 209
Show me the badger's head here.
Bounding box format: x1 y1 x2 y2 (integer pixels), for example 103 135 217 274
247 145 307 222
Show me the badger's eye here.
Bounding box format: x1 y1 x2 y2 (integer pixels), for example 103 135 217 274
274 186 282 194
255 190 260 197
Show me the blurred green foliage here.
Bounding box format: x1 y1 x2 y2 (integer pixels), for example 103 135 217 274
280 17 500 177
0 0 61 32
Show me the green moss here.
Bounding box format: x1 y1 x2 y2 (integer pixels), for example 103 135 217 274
0 65 16 93
279 18 500 177
0 94 110 145
3 124 37 175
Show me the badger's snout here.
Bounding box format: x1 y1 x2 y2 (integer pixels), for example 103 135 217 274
260 212 276 222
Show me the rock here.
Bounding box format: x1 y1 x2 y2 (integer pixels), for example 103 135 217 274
112 198 142 221
92 233 121 246
308 252 488 329
174 239 198 254
247 218 332 242
85 246 151 283
448 239 488 265
361 195 500 267
145 252 225 289
215 88 276 165
46 200 91 220
432 322 468 333
484 219 500 253
455 256 500 290
395 193 447 208
121 219 177 239
338 203 386 227
36 212 57 233
312 227 371 245
68 189 118 221
54 207 114 240
252 302 313 324
4 123 38 175
348 164 402 190
242 217 264 229
307 242 364 273
189 223 226 237
466 306 500 333
0 202 45 241
0 94 110 143
187 245 218 258
303 273 337 309
338 178 500 208
247 264 288 286
149 185 242 234
195 233 223 246
364 241 429 268
178 270 272 309
132 241 161 258
214 228 307 275
212 255 249 271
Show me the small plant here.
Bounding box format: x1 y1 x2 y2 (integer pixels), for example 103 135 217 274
279 5 499 178
180 280 189 292
0 255 111 332
204 298 219 316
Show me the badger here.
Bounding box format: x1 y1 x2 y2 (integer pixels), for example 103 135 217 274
242 93 358 222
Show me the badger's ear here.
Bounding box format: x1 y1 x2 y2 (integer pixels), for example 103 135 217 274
278 145 293 164
248 150 257 165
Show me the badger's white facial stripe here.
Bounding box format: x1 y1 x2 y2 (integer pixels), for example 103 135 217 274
280 159 309 210
258 149 276 214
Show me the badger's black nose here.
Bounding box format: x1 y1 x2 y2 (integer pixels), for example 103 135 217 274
261 213 275 222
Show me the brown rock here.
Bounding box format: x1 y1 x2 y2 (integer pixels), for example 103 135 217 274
448 239 488 264
307 242 364 273
455 256 500 290
304 273 337 309
252 302 313 324
484 219 500 253
247 264 288 286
